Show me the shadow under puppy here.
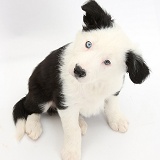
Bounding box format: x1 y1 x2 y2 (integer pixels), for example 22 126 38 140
13 0 150 160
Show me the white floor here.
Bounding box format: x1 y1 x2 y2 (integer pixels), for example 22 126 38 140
0 0 160 160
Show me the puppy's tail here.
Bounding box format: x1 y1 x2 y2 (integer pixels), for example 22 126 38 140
13 97 27 141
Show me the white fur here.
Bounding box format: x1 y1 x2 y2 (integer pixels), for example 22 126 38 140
58 25 136 159
79 116 87 135
25 114 42 140
58 108 81 160
104 96 129 132
39 101 53 113
16 119 26 141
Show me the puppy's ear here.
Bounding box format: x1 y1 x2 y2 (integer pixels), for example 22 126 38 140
125 50 150 84
81 0 114 31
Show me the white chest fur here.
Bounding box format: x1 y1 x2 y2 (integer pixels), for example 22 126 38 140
61 75 123 117
76 82 109 117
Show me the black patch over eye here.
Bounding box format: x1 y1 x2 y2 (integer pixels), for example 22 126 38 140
104 60 111 65
85 41 92 48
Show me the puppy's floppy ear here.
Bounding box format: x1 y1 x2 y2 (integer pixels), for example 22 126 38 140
125 50 150 84
81 0 114 31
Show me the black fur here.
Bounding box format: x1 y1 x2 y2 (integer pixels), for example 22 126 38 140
47 107 57 116
81 0 114 31
13 44 68 124
126 50 150 84
13 97 28 124
114 91 120 96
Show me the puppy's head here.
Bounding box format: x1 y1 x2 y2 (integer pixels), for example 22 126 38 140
69 0 149 84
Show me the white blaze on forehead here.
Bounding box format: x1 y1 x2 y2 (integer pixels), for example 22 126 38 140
74 24 134 57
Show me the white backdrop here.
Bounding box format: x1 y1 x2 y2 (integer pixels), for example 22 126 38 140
0 0 160 160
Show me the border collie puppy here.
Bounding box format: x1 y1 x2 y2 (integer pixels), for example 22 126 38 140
13 0 150 159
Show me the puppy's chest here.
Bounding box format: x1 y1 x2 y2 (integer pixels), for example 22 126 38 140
82 83 109 98
81 84 109 116
66 82 110 117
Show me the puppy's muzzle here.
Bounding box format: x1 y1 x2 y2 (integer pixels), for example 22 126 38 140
74 64 86 78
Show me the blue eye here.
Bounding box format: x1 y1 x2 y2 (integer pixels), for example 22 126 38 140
85 41 92 48
104 60 111 65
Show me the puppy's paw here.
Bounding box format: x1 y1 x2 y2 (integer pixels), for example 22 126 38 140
79 117 87 135
25 114 42 140
61 149 81 160
107 113 129 133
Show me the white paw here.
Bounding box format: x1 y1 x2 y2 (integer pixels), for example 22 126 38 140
61 149 81 160
107 113 129 133
25 114 42 140
79 117 87 135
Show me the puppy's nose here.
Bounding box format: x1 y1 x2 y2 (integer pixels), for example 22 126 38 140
74 64 86 78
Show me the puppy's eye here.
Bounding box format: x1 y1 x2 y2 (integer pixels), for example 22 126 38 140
104 60 111 65
85 41 92 48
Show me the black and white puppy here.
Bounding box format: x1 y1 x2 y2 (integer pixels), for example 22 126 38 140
13 1 150 160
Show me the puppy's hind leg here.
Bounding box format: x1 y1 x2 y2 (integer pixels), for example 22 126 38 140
25 114 42 140
25 98 52 140
79 115 87 135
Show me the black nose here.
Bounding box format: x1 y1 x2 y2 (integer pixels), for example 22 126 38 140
74 64 86 78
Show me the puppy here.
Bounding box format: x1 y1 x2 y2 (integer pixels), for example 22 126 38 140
13 0 150 160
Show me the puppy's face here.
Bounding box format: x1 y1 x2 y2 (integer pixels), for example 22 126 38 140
69 1 149 84
71 27 130 83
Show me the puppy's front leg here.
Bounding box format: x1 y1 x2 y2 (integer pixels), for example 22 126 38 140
104 96 129 133
58 107 81 160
